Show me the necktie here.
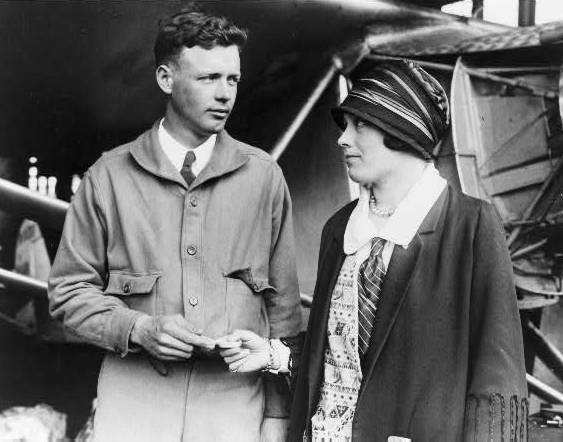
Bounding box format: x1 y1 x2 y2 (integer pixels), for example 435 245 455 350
181 150 196 185
357 237 386 356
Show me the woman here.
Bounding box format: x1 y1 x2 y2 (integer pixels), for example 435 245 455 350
220 60 528 442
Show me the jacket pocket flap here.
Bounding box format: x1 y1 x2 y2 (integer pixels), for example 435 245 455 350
105 272 159 296
225 267 278 294
251 278 278 294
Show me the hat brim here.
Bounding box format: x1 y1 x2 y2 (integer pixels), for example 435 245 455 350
331 102 433 160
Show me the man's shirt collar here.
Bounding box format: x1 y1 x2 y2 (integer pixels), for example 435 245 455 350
158 118 216 175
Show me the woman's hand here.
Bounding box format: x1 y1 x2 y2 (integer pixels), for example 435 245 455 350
217 330 270 373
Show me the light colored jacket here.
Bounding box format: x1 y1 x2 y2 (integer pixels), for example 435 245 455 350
48 123 301 441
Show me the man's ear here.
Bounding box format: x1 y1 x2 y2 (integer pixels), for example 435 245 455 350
156 64 173 94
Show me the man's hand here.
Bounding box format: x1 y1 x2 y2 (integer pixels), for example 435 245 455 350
217 329 270 372
130 314 216 361
260 417 289 442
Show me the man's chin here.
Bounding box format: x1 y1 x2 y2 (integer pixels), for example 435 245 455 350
204 121 227 134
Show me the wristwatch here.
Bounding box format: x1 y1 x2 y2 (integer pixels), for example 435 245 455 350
262 339 281 373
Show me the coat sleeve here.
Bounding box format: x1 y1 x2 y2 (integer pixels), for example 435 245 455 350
262 166 302 418
48 171 144 356
464 202 528 442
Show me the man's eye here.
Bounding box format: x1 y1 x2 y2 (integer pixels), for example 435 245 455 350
227 77 240 86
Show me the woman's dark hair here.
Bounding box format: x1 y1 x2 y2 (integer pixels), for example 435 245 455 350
154 8 248 66
383 133 428 160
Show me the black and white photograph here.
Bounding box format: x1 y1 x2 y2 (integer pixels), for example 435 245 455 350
0 0 562 440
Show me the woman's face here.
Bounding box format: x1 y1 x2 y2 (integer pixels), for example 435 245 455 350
338 114 404 187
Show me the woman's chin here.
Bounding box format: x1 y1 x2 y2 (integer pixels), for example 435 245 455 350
347 171 368 186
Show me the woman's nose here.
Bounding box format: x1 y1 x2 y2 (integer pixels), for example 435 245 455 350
338 127 351 149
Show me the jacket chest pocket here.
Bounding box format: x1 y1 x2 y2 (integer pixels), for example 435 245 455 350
225 267 276 336
104 271 161 314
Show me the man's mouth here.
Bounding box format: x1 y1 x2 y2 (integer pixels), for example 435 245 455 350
208 109 230 119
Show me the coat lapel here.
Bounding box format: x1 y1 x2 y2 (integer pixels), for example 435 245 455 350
358 187 449 393
306 203 355 413
307 236 345 404
359 235 422 384
192 131 248 189
130 121 186 187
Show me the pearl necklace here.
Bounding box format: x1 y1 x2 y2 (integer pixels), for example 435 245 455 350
369 194 395 217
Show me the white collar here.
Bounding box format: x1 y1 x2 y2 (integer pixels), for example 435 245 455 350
343 164 446 255
158 118 216 174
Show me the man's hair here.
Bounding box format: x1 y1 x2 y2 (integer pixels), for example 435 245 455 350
154 8 248 66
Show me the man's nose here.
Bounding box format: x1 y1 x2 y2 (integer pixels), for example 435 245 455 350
215 80 234 102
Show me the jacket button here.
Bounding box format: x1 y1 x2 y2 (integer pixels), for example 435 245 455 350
187 246 197 256
189 297 198 306
123 282 131 293
190 196 198 207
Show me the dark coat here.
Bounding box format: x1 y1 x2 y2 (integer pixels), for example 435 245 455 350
289 187 528 442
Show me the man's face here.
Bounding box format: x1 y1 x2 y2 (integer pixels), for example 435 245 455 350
338 114 404 187
164 45 241 139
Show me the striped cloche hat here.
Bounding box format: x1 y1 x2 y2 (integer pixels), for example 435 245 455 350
332 60 450 160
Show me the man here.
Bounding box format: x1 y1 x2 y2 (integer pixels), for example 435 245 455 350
48 9 301 442
221 61 528 441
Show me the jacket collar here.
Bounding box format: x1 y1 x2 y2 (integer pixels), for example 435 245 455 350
130 121 249 189
329 202 358 251
193 130 248 189
332 184 447 249
344 165 446 254
418 185 447 234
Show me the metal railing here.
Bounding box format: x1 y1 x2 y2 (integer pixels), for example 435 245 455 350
0 178 69 230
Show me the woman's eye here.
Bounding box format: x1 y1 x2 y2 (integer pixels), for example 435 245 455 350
355 119 366 129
